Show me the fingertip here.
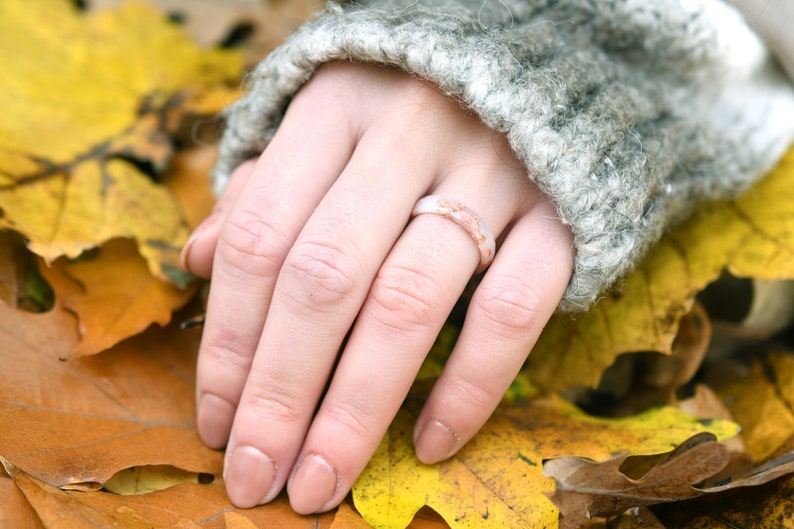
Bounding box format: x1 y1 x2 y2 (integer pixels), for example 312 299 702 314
197 392 236 449
287 453 340 514
181 216 222 278
413 417 459 465
224 444 278 508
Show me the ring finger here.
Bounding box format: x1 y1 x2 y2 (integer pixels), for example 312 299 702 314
285 172 533 513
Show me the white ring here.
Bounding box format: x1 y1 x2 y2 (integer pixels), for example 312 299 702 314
411 195 496 273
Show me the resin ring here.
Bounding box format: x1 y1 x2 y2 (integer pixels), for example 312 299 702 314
411 195 496 273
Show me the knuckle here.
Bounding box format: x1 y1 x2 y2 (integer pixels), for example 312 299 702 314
202 329 254 373
281 240 360 310
368 265 445 332
218 208 290 278
243 385 305 426
445 373 501 412
473 276 543 334
322 400 375 441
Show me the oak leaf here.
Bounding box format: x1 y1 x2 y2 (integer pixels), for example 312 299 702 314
655 472 794 529
543 432 730 528
0 0 241 282
546 430 794 529
352 398 737 529
527 147 794 391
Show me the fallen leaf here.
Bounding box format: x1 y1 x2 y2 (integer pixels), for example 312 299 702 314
352 398 737 529
0 474 44 529
40 239 196 357
528 147 794 391
1 456 165 529
45 480 332 529
164 146 218 231
608 507 665 529
546 430 794 529
654 472 794 529
0 231 20 306
543 433 730 528
102 465 213 496
715 352 794 461
0 0 241 281
678 384 746 454
583 301 713 416
224 511 261 529
0 298 221 489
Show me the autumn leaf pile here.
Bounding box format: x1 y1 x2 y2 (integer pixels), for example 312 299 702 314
2 1 794 528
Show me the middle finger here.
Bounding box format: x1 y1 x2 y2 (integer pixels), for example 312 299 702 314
286 171 531 513
222 122 442 508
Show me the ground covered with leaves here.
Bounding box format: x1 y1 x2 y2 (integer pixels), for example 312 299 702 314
2 1 794 528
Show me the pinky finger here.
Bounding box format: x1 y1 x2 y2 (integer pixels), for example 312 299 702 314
412 201 574 464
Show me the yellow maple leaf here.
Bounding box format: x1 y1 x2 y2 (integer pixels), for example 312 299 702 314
0 0 241 282
527 147 794 391
353 398 737 529
716 352 794 462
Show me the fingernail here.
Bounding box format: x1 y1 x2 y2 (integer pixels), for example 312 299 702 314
288 454 338 514
414 418 458 464
224 445 278 508
179 232 200 271
180 215 215 270
197 393 235 449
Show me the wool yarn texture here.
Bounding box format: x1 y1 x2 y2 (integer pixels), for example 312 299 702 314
213 0 794 311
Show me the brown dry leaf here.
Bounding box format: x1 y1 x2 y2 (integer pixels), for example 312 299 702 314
0 231 20 306
655 473 794 529
331 502 378 529
0 298 221 489
527 147 794 392
42 478 333 529
1 456 165 529
0 0 242 282
40 239 196 357
544 433 730 529
0 474 44 529
546 432 794 529
608 507 665 529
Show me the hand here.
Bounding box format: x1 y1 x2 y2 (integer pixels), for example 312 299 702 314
181 62 574 514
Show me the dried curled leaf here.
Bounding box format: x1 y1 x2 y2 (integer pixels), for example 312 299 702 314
544 433 729 528
545 431 794 529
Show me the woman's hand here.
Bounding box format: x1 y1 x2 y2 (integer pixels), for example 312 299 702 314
181 61 574 514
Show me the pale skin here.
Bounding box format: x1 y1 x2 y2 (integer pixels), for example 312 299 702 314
180 62 575 514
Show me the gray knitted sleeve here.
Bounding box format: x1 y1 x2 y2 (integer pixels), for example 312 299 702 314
213 0 794 311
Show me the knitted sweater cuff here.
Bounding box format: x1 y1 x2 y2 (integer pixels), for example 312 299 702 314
214 0 794 311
